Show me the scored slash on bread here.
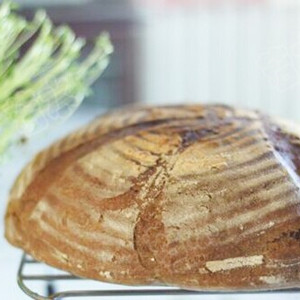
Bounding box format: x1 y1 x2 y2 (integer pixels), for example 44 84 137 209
5 104 300 291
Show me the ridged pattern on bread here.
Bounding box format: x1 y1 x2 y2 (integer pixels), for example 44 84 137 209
5 104 300 290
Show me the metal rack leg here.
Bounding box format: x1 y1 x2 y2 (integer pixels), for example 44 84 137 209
46 282 56 297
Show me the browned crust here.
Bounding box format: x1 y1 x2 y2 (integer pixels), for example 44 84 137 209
5 104 300 290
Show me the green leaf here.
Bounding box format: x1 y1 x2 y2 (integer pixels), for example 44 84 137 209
0 1 113 162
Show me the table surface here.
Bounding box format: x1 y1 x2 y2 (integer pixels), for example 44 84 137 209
0 105 299 300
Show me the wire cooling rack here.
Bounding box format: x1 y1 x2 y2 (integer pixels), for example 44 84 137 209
18 252 300 299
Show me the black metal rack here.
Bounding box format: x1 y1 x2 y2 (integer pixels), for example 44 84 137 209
18 253 300 299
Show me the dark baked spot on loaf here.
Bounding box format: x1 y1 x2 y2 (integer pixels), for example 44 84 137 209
264 118 300 181
270 228 300 243
289 228 300 240
181 129 218 148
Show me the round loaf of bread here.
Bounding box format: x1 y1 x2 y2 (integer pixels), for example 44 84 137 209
5 104 300 291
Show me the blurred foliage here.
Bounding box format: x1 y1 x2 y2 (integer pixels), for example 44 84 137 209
0 1 113 162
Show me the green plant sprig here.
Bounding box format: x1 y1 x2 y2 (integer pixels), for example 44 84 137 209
0 1 113 161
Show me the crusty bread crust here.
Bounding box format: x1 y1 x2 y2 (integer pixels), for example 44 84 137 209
5 104 300 290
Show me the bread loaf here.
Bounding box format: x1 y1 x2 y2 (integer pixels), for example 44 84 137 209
5 104 300 291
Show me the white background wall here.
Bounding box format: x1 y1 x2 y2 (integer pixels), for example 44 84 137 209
137 0 300 122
